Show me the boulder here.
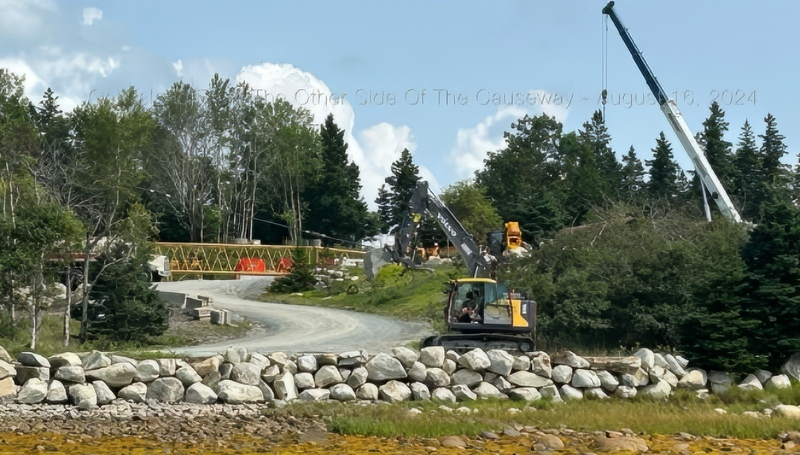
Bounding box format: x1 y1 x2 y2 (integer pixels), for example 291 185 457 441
230 362 262 386
82 351 111 370
783 353 800 381
559 384 583 400
315 365 344 388
157 358 177 377
203 371 221 392
68 383 97 408
366 353 407 381
55 365 85 384
273 372 298 401
185 382 218 404
294 372 315 390
493 375 513 394
508 387 542 402
653 353 669 369
594 435 649 453
409 382 430 401
738 374 763 391
18 352 50 368
46 380 68 404
118 382 148 403
776 404 800 419
641 379 672 399
508 371 552 388
92 381 115 405
452 369 483 388
754 369 772 384
425 368 451 389
677 369 707 389
224 347 248 364
431 387 457 403
282 360 297 375
707 370 732 394
356 383 379 401
16 366 49 384
392 346 419 369
110 355 137 367
298 388 330 402
451 384 477 401
664 354 687 378
297 354 318 373
571 369 601 388
0 360 15 380
191 356 222 377
407 361 427 383
176 365 203 387
379 380 411 402
486 350 514 376
552 365 573 384
675 355 689 368
338 350 369 367
473 381 506 399
443 359 458 375
249 352 270 370
17 378 48 404
767 374 792 390
135 360 161 382
314 353 338 366
529 352 552 378
86 363 136 388
633 348 655 371
258 380 275 401
615 385 637 399
0 377 15 401
146 377 185 403
268 352 289 367
218 379 264 404
512 355 531 372
261 365 281 383
329 383 357 402
419 346 445 368
552 351 589 369
597 370 619 392
584 356 641 375
663 370 679 388
48 352 81 369
585 387 609 399
346 367 368 389
458 349 491 371
0 346 11 363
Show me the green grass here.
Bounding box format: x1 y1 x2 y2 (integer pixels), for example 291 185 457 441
267 387 800 440
264 263 460 332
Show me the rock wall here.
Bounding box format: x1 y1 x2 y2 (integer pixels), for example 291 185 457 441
0 345 798 411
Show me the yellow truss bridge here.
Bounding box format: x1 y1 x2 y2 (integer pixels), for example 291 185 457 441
154 243 365 279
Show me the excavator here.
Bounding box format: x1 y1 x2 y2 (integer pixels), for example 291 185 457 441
373 181 536 353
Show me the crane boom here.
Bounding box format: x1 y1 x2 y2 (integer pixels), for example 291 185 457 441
602 1 742 223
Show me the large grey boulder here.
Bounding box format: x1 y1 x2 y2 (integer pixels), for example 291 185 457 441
776 405 800 419
493 376 513 394
552 351 589 369
508 371 552 388
356 383 379 401
392 346 419 369
508 387 542 402
419 346 445 368
782 353 800 381
176 365 203 387
486 350 514 376
451 384 477 401
329 383 357 402
273 372 298 401
338 350 369 367
282 360 298 375
46 380 68 404
315 365 344 388
218 379 264 404
249 352 270 370
191 356 222 377
294 372 315 390
585 387 609 399
111 355 137 367
755 369 772 384
584 356 641 375
297 354 318 373
597 370 619 392
261 365 281 383
529 352 552 378
379 380 411 402
0 360 15 380
366 353 407 381
146 377 185 403
409 382 430 401
443 359 458 375
231 363 262 386
135 360 161 382
615 385 637 399
512 355 531 372
407 361 427 383
0 346 11 363
268 352 289 367
54 365 85 384
540 384 562 402
559 384 584 400
738 374 763 391
640 379 672 399
224 347 248 364
452 369 483 388
0 377 15 401
118 382 148 403
93 381 116 405
346 367 368 389
767 374 792 390
17 377 48 404
48 352 82 369
16 366 49 384
157 358 177 377
678 369 707 389
86 363 136 388
473 381 506 399
68 383 97 408
425 368 451 388
664 354 687 378
82 351 111 370
258 380 275 402
185 382 218 404
431 387 457 403
458 349 491 371
298 388 330 402
571 369 601 388
552 365 573 384
633 348 655 371
314 353 338 366
18 351 50 368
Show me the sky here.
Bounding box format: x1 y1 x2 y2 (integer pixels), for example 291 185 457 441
1 0 798 209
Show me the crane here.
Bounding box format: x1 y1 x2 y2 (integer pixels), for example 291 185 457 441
602 1 742 223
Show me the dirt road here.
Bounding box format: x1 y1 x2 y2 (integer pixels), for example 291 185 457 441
156 278 433 357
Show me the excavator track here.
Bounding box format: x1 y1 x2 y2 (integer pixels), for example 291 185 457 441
422 333 535 354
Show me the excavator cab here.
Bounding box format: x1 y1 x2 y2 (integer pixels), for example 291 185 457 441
446 278 535 334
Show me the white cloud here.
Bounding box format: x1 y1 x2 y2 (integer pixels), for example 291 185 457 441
448 90 570 179
236 62 417 209
173 59 183 77
82 7 102 26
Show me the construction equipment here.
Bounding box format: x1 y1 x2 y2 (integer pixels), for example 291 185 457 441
385 181 536 352
602 1 742 223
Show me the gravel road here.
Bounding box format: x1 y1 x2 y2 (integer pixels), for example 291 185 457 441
156 278 433 357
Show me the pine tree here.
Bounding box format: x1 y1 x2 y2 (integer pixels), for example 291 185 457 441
758 114 791 207
698 102 735 190
375 184 392 232
646 132 682 201
733 120 762 221
620 146 645 201
304 114 369 244
384 148 420 226
579 110 621 198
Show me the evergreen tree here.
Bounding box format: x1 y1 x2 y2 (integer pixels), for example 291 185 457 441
620 146 645 201
579 110 622 198
698 102 735 190
733 120 762 221
758 114 791 207
560 132 606 223
384 148 420 227
646 132 682 201
375 184 392 232
304 114 369 245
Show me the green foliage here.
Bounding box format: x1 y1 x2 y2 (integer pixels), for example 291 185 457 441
269 250 316 294
440 181 503 242
646 132 683 202
382 148 421 227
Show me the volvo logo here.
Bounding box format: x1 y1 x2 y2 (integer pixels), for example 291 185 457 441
437 213 458 238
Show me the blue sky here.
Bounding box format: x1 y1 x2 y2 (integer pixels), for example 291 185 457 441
1 0 797 207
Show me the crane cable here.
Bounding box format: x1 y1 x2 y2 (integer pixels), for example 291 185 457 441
601 14 608 119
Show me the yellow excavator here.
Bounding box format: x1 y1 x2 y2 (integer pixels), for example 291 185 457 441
371 181 536 352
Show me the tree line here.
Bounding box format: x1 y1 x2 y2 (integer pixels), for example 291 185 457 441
2 66 800 371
